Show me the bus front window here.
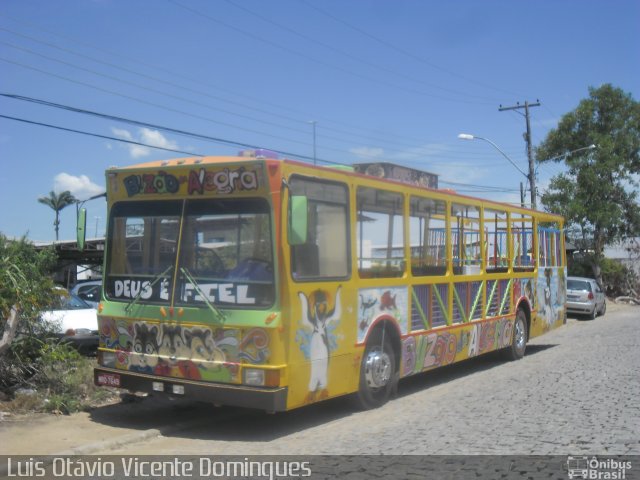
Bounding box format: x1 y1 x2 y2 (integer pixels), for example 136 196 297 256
176 198 275 308
105 200 182 303
105 198 275 308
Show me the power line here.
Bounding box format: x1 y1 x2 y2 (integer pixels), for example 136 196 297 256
439 180 519 192
0 108 343 165
298 0 524 99
0 13 454 147
0 113 204 157
0 48 524 165
2 27 416 150
0 41 518 162
0 42 322 142
168 0 492 105
0 16 529 157
0 92 312 159
1 90 527 173
499 100 541 208
0 55 347 154
220 0 502 103
0 109 519 193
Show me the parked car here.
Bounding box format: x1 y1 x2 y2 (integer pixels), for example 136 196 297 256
41 289 99 355
70 280 102 308
566 276 606 320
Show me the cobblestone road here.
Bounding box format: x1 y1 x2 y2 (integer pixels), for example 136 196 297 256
98 304 639 456
1 305 637 459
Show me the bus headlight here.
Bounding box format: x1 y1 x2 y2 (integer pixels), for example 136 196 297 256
99 351 117 368
243 369 280 387
243 368 265 386
172 385 185 395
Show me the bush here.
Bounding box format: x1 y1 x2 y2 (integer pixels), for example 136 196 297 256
568 254 636 297
0 235 117 414
1 341 116 414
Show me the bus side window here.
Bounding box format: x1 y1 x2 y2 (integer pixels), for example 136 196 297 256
289 176 350 281
511 213 534 271
485 209 509 273
409 196 447 276
292 243 319 277
538 222 562 268
357 187 404 278
451 203 482 275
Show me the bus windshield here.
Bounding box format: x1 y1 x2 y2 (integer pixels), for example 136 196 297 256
105 198 275 308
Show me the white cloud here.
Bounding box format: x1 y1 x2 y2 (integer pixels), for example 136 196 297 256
110 127 178 159
140 128 177 150
389 143 452 162
111 127 132 141
54 173 104 200
349 146 385 160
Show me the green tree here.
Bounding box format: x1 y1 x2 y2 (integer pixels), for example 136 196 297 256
38 190 77 241
536 84 640 288
0 234 57 356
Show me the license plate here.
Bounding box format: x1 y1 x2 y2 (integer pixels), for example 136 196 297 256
97 373 121 387
567 295 579 300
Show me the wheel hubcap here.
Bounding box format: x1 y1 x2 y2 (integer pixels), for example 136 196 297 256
363 348 392 389
515 319 526 350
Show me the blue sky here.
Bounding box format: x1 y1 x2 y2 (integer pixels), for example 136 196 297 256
1 0 638 242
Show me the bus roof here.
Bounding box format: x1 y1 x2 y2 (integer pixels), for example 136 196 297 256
110 155 254 170
108 155 563 220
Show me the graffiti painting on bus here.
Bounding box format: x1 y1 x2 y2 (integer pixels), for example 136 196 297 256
400 317 514 377
100 319 270 382
357 287 408 343
296 286 342 403
514 278 535 309
537 267 566 329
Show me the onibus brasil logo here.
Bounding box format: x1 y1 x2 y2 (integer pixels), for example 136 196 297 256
567 456 632 479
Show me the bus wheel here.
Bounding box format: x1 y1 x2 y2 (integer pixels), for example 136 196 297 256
504 309 527 361
353 334 396 409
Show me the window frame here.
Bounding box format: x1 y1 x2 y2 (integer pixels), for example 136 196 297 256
288 175 351 283
356 186 406 279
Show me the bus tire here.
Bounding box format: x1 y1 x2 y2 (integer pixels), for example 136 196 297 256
504 308 527 361
353 332 396 410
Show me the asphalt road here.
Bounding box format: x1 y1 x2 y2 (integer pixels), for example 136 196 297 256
1 304 638 457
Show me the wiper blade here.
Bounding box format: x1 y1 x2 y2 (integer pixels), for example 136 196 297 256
125 265 173 313
180 267 226 324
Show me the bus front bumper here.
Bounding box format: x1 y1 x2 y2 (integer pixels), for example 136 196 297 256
94 367 288 412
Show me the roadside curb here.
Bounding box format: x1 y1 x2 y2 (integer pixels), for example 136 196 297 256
55 416 205 456
0 415 207 477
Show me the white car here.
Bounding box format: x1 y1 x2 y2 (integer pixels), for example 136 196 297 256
41 292 99 355
566 276 606 320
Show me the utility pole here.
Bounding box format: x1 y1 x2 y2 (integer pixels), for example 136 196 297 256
499 100 541 209
309 120 317 165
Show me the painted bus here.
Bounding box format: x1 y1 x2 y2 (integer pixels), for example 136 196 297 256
90 151 567 412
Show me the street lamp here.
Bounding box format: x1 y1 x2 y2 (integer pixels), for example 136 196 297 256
458 133 533 208
541 144 597 162
75 192 106 249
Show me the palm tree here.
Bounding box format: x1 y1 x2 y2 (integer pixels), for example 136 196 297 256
38 190 77 241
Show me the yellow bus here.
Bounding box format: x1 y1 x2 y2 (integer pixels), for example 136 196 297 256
90 151 567 411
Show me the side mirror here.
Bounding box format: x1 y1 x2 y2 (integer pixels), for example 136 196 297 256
77 208 87 251
289 195 308 246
